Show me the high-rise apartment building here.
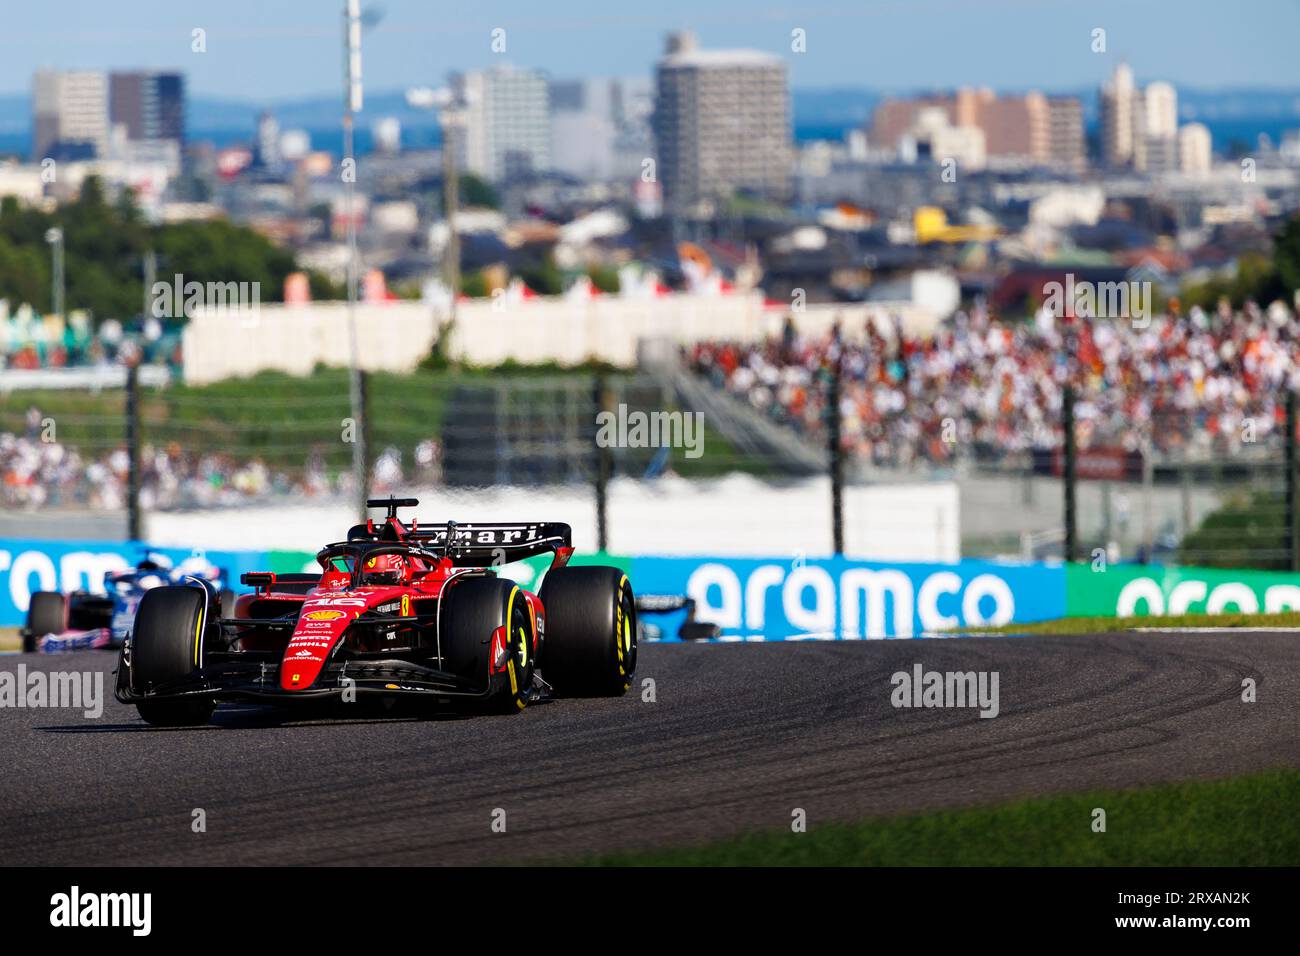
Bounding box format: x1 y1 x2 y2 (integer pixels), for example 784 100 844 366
1046 96 1086 171
1100 63 1139 168
1178 122 1212 176
1101 66 1185 172
1138 80 1178 172
32 70 109 160
452 66 551 183
33 69 185 162
652 31 791 210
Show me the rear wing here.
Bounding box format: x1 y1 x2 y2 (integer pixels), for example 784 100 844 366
406 521 573 568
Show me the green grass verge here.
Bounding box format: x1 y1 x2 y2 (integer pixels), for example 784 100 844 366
961 611 1300 635
585 769 1300 866
0 366 765 479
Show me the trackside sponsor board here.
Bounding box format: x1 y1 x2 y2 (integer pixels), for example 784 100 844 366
630 556 1065 640
0 539 269 627
1066 563 1300 618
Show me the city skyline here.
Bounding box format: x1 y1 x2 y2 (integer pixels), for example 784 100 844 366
0 0 1296 101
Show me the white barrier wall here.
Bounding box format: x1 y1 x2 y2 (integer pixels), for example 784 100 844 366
182 296 939 383
147 475 960 562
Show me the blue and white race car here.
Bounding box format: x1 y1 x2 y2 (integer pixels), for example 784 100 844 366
21 553 234 653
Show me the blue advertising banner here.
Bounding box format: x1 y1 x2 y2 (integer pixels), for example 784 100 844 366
0 539 268 627
0 539 1068 639
631 555 1066 640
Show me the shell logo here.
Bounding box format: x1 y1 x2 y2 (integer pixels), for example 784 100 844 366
304 609 346 622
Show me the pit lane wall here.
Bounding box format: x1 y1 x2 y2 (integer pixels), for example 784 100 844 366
3 537 1298 636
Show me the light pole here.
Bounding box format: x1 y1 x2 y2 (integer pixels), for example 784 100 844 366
405 86 468 345
44 227 64 322
441 103 465 335
343 0 365 519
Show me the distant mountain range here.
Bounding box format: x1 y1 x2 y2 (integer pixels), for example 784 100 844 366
0 85 1296 152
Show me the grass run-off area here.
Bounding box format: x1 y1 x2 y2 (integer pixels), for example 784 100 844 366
584 769 1300 866
0 365 760 479
960 610 1300 635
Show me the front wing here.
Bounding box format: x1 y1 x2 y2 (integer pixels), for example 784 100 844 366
113 651 502 706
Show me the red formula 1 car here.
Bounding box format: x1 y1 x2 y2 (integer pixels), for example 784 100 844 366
114 498 637 726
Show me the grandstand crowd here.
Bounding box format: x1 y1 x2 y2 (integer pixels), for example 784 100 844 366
0 417 443 511
689 299 1299 467
4 298 1297 508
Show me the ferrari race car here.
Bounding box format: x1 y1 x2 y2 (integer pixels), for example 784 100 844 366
22 553 233 654
114 498 637 726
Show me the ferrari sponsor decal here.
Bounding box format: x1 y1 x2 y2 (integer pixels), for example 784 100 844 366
401 594 410 616
302 596 367 608
303 609 346 621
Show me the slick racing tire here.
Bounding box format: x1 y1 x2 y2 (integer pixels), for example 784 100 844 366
441 577 535 714
540 566 636 697
129 586 216 727
23 592 66 653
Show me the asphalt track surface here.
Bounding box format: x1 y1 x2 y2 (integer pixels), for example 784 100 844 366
1 630 1298 865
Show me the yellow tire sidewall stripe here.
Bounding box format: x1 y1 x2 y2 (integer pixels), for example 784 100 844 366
192 604 204 668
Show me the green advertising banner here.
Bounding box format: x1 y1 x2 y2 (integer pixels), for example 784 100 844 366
1066 563 1300 618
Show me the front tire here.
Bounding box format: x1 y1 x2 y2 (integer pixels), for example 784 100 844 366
23 592 66 653
129 586 215 727
540 566 636 697
440 577 534 713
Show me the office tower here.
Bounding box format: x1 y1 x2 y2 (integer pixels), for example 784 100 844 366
109 71 185 147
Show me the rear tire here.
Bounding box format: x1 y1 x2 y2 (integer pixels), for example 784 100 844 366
23 592 66 653
129 586 215 727
439 576 534 714
540 566 636 697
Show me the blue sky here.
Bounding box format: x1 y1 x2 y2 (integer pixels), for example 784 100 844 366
1 0 1297 101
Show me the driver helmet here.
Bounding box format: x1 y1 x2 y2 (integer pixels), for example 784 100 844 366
363 553 410 586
